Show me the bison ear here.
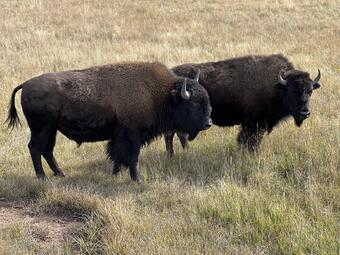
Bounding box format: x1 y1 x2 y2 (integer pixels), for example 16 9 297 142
313 82 320 90
171 89 177 96
171 88 181 104
277 83 288 90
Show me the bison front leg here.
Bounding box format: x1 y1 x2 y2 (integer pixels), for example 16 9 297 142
125 133 141 181
106 133 141 182
237 124 265 152
112 162 122 176
164 131 189 157
127 145 141 182
164 131 175 157
177 132 189 150
106 139 122 176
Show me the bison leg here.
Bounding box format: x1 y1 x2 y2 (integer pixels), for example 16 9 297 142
28 144 45 178
28 130 50 178
124 133 141 182
126 151 140 181
237 124 265 152
42 129 65 177
107 133 141 181
164 131 175 157
112 162 122 176
28 124 65 178
107 139 123 176
177 132 189 150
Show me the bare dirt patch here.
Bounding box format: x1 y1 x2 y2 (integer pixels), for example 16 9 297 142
0 200 80 245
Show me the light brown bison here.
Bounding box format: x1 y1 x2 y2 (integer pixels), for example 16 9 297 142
165 54 321 155
7 62 212 181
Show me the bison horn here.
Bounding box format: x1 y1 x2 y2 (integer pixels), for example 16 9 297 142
194 70 200 82
278 72 287 86
313 69 321 83
180 79 191 100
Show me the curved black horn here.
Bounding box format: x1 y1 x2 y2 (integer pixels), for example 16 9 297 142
180 79 190 100
278 72 287 86
194 70 200 82
314 69 321 83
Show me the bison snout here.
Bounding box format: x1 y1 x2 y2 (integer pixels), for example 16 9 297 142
299 111 310 119
204 118 213 129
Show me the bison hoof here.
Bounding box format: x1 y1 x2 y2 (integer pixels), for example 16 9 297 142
36 174 46 180
134 179 141 184
54 172 65 177
131 176 141 183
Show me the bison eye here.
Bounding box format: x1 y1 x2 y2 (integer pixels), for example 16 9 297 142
193 102 201 108
194 102 206 113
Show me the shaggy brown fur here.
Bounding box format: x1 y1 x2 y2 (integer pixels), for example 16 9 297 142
7 62 212 181
165 54 321 155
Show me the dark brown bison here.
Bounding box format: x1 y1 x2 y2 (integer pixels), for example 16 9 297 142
7 62 212 181
164 54 321 155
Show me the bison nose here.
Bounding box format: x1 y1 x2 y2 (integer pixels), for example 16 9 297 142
299 111 310 119
205 118 213 129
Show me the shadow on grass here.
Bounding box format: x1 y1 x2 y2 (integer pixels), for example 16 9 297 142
0 138 258 202
66 140 256 187
142 142 257 185
0 175 47 201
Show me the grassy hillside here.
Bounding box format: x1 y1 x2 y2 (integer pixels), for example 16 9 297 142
0 0 339 254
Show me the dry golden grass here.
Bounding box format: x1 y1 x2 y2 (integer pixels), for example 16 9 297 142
0 0 339 254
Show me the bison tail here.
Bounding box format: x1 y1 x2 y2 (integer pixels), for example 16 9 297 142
6 84 23 130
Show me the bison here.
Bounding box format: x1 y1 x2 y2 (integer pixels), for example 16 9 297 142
7 62 212 181
164 54 321 155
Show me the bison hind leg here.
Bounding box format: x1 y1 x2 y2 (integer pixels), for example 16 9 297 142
28 136 45 178
42 129 65 177
28 125 64 178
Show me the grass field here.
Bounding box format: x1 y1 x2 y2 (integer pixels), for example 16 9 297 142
0 0 339 254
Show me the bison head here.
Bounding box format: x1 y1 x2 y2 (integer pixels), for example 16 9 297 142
278 69 321 126
171 71 212 140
